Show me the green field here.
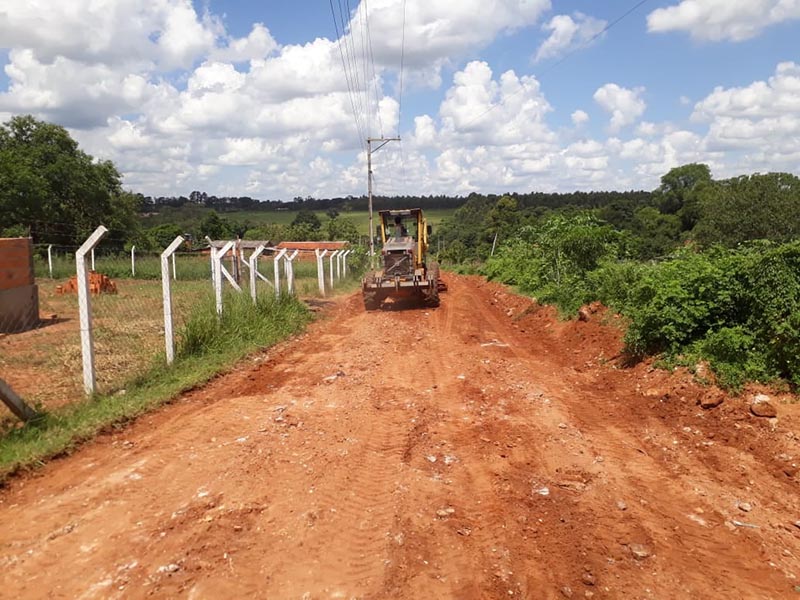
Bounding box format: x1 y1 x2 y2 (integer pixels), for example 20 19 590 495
142 207 457 236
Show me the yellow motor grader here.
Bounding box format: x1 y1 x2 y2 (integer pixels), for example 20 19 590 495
362 208 444 310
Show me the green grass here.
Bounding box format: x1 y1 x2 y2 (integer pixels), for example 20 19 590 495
33 252 212 280
142 207 457 236
0 292 312 479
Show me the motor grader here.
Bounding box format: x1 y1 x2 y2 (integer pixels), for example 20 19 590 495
362 208 444 310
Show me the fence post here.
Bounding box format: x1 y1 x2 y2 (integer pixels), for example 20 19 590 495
342 249 352 275
273 248 288 298
91 247 95 271
76 226 108 395
131 245 136 277
329 250 339 289
213 241 236 315
47 244 53 278
161 236 184 365
285 250 299 295
337 250 343 280
249 244 266 302
315 249 328 296
171 252 177 281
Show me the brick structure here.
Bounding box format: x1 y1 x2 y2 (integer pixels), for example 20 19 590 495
0 238 39 333
56 272 118 295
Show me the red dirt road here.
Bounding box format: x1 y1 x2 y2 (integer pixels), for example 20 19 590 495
1 274 800 599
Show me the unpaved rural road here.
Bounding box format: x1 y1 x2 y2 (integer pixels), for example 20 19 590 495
2 275 800 599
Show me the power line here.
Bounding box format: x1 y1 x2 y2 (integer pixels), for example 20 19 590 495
398 0 407 139
364 0 384 138
328 0 366 151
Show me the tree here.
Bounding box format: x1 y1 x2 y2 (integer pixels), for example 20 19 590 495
292 209 322 231
485 195 521 242
0 115 137 247
326 217 359 244
654 163 712 230
243 223 290 243
147 223 184 249
631 206 682 259
692 173 800 247
198 210 233 240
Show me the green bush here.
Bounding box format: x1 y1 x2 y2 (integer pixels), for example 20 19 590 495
621 247 745 357
483 213 622 315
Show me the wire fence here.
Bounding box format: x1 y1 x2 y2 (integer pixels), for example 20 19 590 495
1 231 359 428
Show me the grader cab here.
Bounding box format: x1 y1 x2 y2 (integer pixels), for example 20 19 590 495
362 208 443 310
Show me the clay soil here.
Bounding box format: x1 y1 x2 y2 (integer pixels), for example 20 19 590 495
1 274 799 599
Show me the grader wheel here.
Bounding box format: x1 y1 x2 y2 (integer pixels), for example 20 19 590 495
363 290 381 311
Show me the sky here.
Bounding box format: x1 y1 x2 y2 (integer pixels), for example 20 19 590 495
0 0 798 200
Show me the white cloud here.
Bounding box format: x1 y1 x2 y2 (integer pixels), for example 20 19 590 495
692 62 800 121
647 0 800 42
688 62 800 172
347 0 551 86
437 61 554 147
593 84 646 132
535 12 607 62
571 109 589 126
210 24 278 63
0 0 218 68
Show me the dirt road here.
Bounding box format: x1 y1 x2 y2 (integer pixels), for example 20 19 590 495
1 274 799 599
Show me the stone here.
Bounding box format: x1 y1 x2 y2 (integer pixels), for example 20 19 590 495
698 391 724 409
578 307 591 322
157 563 180 574
738 502 753 513
616 500 627 511
560 586 573 598
629 544 651 560
581 572 596 586
750 394 777 418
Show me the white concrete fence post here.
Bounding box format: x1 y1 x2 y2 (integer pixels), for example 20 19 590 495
213 241 236 315
76 225 109 395
342 249 352 275
161 236 184 365
285 250 299 295
273 248 288 298
329 250 339 290
315 249 328 296
91 247 95 272
249 244 267 303
47 244 53 278
171 252 177 281
131 245 136 277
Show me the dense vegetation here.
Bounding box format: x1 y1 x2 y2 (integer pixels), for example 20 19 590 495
468 166 800 390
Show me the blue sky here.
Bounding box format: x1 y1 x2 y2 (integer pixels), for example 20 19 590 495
0 1 798 198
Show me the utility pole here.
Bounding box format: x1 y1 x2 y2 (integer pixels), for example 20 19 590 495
367 136 400 258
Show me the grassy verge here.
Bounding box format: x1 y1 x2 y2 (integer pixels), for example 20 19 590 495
0 292 311 480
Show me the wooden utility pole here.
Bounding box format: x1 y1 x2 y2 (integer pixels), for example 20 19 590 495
367 136 400 258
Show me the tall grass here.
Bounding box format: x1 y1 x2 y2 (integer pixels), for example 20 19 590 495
0 291 311 478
